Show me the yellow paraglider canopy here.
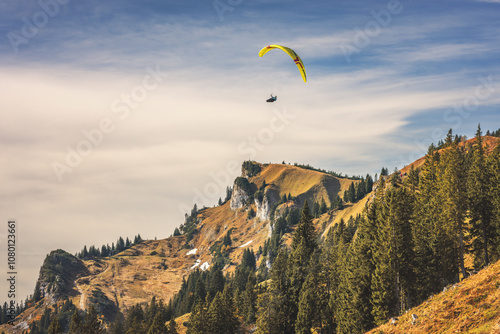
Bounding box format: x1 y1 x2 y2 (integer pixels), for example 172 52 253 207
259 44 307 82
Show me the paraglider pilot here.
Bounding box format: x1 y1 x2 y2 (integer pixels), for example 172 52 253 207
266 94 277 102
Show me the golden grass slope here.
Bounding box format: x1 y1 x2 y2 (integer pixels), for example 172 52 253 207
367 260 500 334
251 163 358 207
400 136 500 175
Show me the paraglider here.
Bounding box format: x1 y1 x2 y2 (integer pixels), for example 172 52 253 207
259 44 307 82
266 94 277 103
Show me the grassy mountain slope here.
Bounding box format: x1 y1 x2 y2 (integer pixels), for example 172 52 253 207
2 162 359 332
400 136 500 174
368 259 500 334
250 163 356 207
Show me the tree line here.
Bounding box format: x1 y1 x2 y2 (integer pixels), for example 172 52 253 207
76 235 143 259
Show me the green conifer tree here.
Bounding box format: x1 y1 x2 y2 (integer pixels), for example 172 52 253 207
243 272 257 324
438 140 467 279
69 310 83 334
295 252 328 334
82 306 105 334
487 143 500 262
124 304 145 334
147 313 167 334
33 281 43 303
370 187 415 324
48 318 63 334
186 298 208 334
166 318 179 334
412 145 443 304
468 125 494 268
289 201 317 326
256 248 294 334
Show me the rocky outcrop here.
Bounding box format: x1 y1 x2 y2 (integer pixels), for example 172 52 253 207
230 181 249 210
230 177 253 210
255 187 279 221
242 161 262 178
36 249 89 304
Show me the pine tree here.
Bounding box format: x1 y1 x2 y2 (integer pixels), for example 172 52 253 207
69 310 83 334
166 318 179 334
147 313 167 334
208 266 225 299
439 140 467 279
221 286 240 333
0 303 6 325
81 245 89 258
291 202 317 260
243 272 257 324
370 187 415 324
365 173 374 193
289 201 317 326
341 221 375 333
223 230 232 247
320 198 328 214
124 304 145 334
186 298 208 334
225 187 232 202
145 296 159 329
412 145 443 303
370 190 397 325
295 251 328 334
109 313 126 334
312 201 321 218
405 165 419 193
82 306 105 334
193 276 207 304
347 182 356 202
48 318 63 334
33 281 43 302
256 248 294 334
487 143 500 262
468 125 494 268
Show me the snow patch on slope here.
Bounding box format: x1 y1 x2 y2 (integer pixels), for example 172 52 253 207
200 262 210 271
239 240 253 248
190 259 201 269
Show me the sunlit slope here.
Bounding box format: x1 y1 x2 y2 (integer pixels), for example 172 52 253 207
73 237 190 311
2 162 366 332
251 163 358 207
400 136 500 174
367 259 500 334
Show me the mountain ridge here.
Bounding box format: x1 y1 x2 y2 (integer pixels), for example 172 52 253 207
2 161 362 332
3 134 500 333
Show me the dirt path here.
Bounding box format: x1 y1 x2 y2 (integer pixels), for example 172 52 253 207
76 282 86 310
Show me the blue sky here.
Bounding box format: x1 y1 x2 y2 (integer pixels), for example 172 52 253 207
1 0 499 300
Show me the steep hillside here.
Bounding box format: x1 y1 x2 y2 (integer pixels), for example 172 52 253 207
2 162 361 332
250 163 355 207
400 135 500 174
368 259 500 334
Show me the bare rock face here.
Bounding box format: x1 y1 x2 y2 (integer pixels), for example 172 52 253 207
36 249 89 304
256 187 280 221
230 179 250 210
